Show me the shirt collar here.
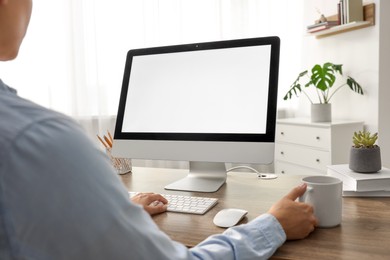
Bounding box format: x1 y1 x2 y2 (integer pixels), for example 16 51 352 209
0 79 17 94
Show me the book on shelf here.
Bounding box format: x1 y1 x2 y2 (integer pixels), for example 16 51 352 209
306 20 339 33
343 190 390 197
338 1 343 25
339 0 363 25
306 25 335 33
307 20 339 30
327 164 390 192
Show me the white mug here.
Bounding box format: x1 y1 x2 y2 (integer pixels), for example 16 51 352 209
299 176 343 228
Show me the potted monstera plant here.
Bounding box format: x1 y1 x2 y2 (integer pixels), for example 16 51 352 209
349 130 381 173
283 62 364 122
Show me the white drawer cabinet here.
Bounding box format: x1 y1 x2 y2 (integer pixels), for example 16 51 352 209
275 118 363 175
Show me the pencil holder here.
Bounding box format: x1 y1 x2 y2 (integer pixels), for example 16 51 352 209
106 148 132 175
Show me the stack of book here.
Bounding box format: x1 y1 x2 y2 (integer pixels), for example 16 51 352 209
327 164 390 197
306 20 339 33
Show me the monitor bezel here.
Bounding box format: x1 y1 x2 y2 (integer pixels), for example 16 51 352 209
114 36 280 143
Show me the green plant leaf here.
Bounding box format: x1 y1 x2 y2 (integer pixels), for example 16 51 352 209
283 70 308 100
331 63 343 75
347 76 364 95
352 130 378 148
311 63 336 91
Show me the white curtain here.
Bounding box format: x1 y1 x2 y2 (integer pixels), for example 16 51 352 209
1 0 304 169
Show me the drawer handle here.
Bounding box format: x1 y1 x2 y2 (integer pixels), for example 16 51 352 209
280 151 284 155
281 170 285 174
316 159 320 163
281 131 285 135
316 136 320 140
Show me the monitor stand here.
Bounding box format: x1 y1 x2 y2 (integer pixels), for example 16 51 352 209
164 161 227 193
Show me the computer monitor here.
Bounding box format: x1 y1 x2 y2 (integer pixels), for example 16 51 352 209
113 36 280 193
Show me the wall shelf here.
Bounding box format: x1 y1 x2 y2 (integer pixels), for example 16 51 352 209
309 3 375 39
312 21 373 38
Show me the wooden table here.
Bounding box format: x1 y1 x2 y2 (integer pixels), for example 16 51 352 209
121 167 390 259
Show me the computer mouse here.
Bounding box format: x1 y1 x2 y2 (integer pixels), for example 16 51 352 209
213 208 248 228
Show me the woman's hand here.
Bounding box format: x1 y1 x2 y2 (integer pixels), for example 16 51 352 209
131 192 168 215
268 183 318 240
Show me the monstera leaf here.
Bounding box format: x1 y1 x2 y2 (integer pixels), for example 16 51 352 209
283 70 308 100
311 63 339 91
346 76 364 94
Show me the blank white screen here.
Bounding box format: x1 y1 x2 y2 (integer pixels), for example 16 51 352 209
122 45 271 134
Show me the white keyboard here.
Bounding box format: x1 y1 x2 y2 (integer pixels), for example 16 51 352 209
129 192 218 215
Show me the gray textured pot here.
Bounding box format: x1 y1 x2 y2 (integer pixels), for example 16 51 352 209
349 146 382 173
311 103 332 123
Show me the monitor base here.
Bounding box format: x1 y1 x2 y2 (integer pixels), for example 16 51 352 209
165 162 227 193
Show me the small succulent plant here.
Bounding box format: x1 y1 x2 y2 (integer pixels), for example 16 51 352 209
352 131 378 148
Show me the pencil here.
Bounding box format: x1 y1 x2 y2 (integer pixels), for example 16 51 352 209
108 131 114 142
97 135 109 149
104 135 113 148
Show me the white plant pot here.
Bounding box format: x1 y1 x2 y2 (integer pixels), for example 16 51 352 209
311 103 332 123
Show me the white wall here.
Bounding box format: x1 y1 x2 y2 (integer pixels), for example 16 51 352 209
298 0 378 123
295 0 389 167
378 0 390 167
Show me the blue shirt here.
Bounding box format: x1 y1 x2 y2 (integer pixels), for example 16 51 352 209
0 79 286 259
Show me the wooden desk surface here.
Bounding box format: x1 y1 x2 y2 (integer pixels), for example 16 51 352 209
121 167 390 260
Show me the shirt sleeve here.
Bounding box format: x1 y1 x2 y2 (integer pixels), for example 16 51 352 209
191 214 286 259
2 117 286 260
